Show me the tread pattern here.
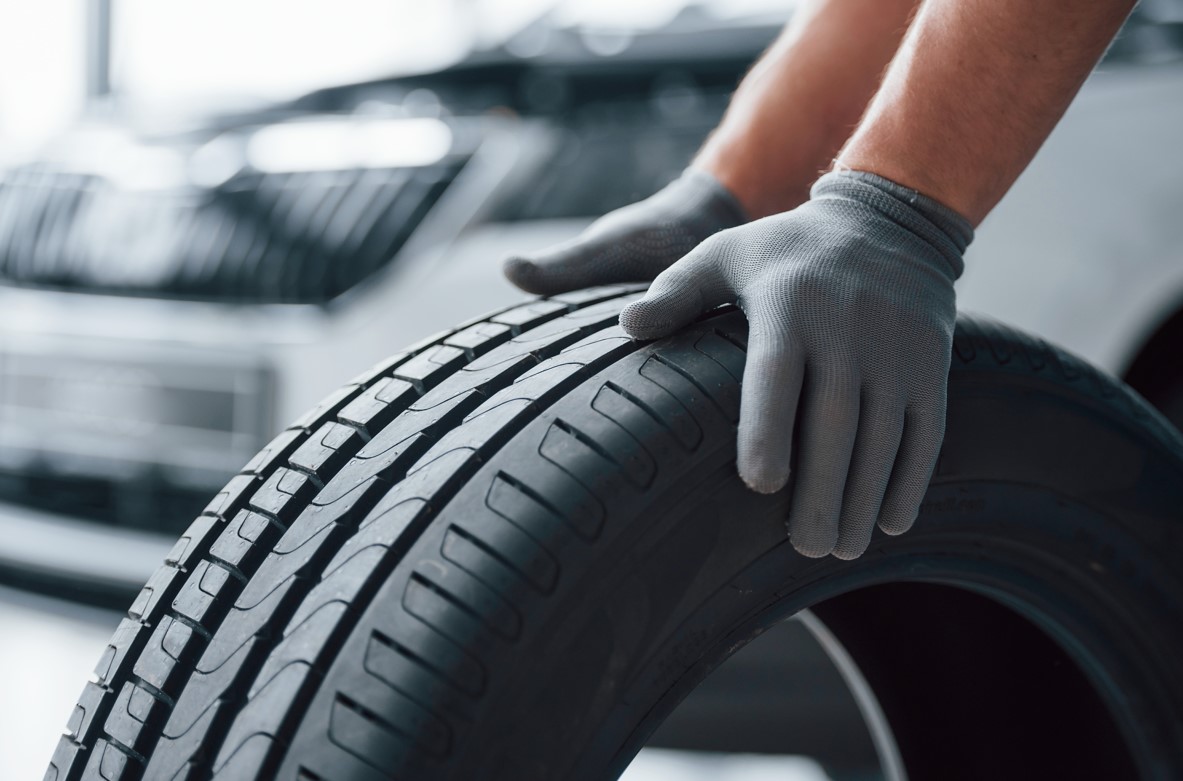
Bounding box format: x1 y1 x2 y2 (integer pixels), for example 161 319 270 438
46 298 1183 781
44 285 644 781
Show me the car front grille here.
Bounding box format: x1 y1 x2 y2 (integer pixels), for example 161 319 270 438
0 158 465 304
0 468 214 535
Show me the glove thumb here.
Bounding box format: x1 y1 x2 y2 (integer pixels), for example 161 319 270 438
619 250 729 340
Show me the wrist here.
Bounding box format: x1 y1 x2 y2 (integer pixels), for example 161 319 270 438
834 146 983 227
694 126 819 220
810 169 973 280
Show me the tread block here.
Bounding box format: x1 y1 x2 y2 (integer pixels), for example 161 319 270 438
353 398 473 462
104 680 167 754
211 732 276 780
248 467 316 524
392 345 467 390
490 299 568 331
209 510 282 574
322 499 429 578
94 618 146 685
45 735 82 781
84 738 135 781
128 565 184 622
517 330 632 383
164 641 247 739
67 681 108 743
214 661 315 773
444 321 513 356
172 561 238 629
133 615 202 695
250 600 351 701
203 474 261 521
548 283 644 306
289 422 365 482
414 398 534 468
410 357 535 412
152 697 224 779
164 516 220 571
338 377 417 434
242 429 305 476
278 472 394 557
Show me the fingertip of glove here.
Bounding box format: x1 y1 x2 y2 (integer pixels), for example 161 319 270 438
739 470 788 495
878 512 917 536
737 455 790 496
502 256 545 294
830 544 867 562
791 538 836 559
618 300 677 341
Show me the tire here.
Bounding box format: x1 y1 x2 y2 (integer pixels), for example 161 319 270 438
47 285 1183 781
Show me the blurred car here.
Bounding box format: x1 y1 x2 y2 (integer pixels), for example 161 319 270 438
0 0 1181 602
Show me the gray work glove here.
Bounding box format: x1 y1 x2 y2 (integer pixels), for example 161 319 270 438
618 171 973 559
502 168 748 295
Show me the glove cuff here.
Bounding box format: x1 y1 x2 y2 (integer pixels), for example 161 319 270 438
680 167 751 229
810 170 973 280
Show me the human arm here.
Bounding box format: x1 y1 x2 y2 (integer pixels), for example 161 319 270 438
837 0 1136 225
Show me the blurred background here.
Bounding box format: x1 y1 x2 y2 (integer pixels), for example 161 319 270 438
1 0 1181 779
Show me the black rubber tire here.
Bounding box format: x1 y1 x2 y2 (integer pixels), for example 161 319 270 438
47 286 1183 781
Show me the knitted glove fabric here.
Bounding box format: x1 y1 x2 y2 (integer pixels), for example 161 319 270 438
502 168 748 295
619 170 973 559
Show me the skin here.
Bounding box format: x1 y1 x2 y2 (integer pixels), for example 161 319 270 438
838 0 1137 224
701 0 1136 225
696 0 921 219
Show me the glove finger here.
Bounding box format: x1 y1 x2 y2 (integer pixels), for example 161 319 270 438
877 402 946 535
787 364 861 558
502 236 641 296
736 323 805 495
618 244 730 340
832 397 906 560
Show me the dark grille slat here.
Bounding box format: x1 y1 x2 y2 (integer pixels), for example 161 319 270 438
0 155 465 304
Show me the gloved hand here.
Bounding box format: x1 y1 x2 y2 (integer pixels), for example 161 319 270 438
502 168 748 295
618 170 973 559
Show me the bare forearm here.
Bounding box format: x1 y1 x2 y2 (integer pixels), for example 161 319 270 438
838 0 1135 225
696 0 919 219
